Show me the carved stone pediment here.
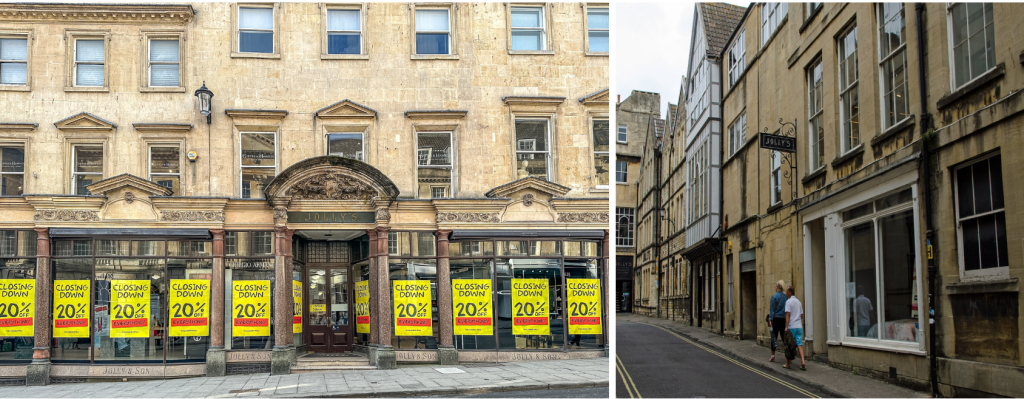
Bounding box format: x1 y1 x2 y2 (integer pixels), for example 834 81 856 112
54 112 117 134
315 100 377 120
578 88 609 106
485 176 571 199
289 172 377 201
264 156 399 205
85 174 170 221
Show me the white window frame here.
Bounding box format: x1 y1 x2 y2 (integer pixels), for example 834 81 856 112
617 124 628 143
728 111 746 157
0 36 29 87
514 118 551 180
0 144 25 195
877 4 910 130
325 132 365 161
953 152 1009 281
770 151 782 204
238 131 278 199
416 130 453 199
509 5 547 52
838 24 860 154
808 59 824 171
148 145 181 195
593 118 609 189
147 38 180 88
761 2 788 48
71 144 103 195
73 38 104 87
237 6 275 54
806 2 821 20
727 28 745 88
615 160 628 184
325 7 363 56
413 6 453 56
585 5 609 54
945 3 996 90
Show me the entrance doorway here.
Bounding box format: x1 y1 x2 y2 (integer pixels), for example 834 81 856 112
306 266 353 352
740 270 757 339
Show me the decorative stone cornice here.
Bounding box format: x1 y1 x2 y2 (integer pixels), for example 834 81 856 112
86 174 171 197
0 123 37 133
501 96 566 106
133 123 193 133
404 110 468 119
160 211 225 222
315 100 377 120
555 212 609 223
436 212 501 223
485 176 571 198
0 4 195 25
578 88 609 105
54 112 117 134
224 109 289 120
34 209 100 222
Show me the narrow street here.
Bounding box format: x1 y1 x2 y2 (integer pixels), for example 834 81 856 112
616 320 832 398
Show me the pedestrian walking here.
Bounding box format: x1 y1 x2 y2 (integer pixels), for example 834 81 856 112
768 280 787 362
783 286 806 370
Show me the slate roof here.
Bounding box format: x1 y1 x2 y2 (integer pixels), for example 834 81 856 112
699 3 747 59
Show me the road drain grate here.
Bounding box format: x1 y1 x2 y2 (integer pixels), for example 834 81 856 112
228 389 262 394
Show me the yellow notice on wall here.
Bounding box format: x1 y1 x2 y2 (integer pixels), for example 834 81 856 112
452 279 492 336
355 280 370 334
169 279 210 337
53 280 90 338
511 279 549 335
110 280 151 338
0 279 34 337
393 280 432 336
232 280 271 337
292 280 302 334
566 279 602 335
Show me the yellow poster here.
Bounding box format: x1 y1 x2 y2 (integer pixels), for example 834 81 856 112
393 280 431 336
511 279 549 335
169 280 210 337
0 279 34 337
110 280 150 338
566 279 602 335
292 280 302 334
232 280 271 337
452 279 492 335
53 280 90 338
355 280 370 334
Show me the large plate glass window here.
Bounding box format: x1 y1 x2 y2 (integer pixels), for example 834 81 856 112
415 9 451 55
586 6 609 52
515 119 550 180
0 145 24 195
388 232 439 349
74 39 104 87
593 119 609 188
0 230 36 362
0 38 28 85
954 153 1007 280
807 59 824 170
240 132 276 199
948 3 995 89
838 25 860 153
417 131 453 199
72 145 103 195
878 4 908 129
148 39 180 87
327 8 361 55
510 6 545 51
149 146 180 195
239 7 274 53
225 231 276 350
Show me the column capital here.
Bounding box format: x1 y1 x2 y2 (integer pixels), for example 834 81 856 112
210 229 226 237
435 229 452 241
375 225 391 234
32 227 48 237
366 228 378 241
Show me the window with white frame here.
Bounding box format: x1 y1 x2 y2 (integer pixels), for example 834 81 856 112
149 146 181 195
74 39 104 87
240 132 277 199
417 131 453 199
615 160 627 183
842 186 919 343
727 28 745 87
593 119 609 188
415 8 451 55
879 4 908 129
954 153 1007 279
806 2 821 20
586 6 609 52
327 133 363 161
0 145 24 195
761 2 788 47
615 207 634 247
148 39 180 87
0 38 28 86
514 119 550 180
238 6 274 53
838 25 860 154
948 3 995 89
728 111 746 157
808 59 824 170
72 145 103 195
617 124 628 142
326 8 362 55
770 151 781 204
510 6 546 51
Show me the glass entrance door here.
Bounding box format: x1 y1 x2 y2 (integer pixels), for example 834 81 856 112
306 267 353 352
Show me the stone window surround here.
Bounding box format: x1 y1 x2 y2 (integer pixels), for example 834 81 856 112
952 151 1009 282
236 126 280 199
231 3 282 59
509 111 559 184
583 3 609 56
587 111 609 192
504 2 554 55
410 2 459 60
64 29 111 92
65 138 110 195
410 120 462 199
226 110 287 199
322 124 369 162
0 134 31 195
137 133 188 196
0 28 33 92
139 30 187 93
319 2 369 60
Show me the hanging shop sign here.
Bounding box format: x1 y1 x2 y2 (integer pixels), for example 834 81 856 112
54 280 90 338
287 212 376 223
293 280 302 334
566 279 602 335
759 133 796 153
355 280 370 334
452 279 492 335
511 279 549 335
110 280 150 338
393 281 432 336
0 279 34 336
169 280 210 337
232 281 271 337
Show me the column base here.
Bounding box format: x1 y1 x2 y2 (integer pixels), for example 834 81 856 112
368 344 379 366
437 346 458 365
375 345 396 370
603 347 609 357
206 348 226 377
271 346 291 375
288 345 297 366
26 360 50 386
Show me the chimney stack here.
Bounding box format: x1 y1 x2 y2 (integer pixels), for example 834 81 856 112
617 95 621 104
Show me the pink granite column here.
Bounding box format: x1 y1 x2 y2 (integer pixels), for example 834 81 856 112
285 229 295 346
603 229 610 353
435 230 453 346
32 227 50 361
365 228 378 345
375 226 392 346
273 226 291 348
210 229 226 348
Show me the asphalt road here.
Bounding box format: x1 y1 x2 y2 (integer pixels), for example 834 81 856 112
616 321 832 398
417 387 608 397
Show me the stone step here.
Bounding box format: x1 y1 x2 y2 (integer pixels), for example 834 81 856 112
290 365 377 373
295 359 371 367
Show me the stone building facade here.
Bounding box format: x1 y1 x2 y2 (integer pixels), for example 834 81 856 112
718 2 1024 396
0 2 609 385
614 90 657 313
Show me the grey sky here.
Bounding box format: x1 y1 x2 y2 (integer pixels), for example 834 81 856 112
617 1 749 118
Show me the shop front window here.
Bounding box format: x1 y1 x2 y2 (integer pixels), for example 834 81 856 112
0 230 36 362
388 231 438 349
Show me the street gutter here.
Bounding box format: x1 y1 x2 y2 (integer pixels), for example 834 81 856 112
283 380 610 398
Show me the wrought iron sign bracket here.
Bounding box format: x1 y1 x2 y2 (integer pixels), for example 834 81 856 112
761 118 798 202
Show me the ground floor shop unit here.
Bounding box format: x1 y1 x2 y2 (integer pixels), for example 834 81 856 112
0 157 609 385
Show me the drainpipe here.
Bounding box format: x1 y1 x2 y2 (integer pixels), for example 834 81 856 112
915 3 939 397
719 56 726 336
655 125 663 319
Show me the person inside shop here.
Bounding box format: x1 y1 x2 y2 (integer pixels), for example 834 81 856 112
767 280 787 363
853 285 875 337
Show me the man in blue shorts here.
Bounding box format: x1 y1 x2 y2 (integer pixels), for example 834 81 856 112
784 286 806 370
